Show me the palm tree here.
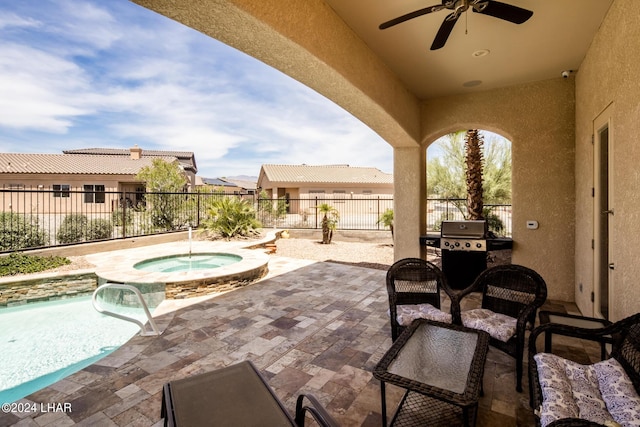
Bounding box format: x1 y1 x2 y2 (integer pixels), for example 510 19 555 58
377 208 394 241
317 203 339 244
465 129 484 220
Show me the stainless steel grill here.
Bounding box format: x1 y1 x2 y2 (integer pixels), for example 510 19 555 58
440 220 487 252
440 220 488 290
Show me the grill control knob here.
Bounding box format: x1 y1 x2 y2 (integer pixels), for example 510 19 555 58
454 242 460 247
476 243 482 248
465 242 471 248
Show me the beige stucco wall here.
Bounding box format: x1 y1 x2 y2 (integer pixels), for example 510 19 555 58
0 173 140 213
574 0 640 321
421 79 576 301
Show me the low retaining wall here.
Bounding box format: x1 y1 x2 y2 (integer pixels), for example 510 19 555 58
0 273 98 307
164 264 269 299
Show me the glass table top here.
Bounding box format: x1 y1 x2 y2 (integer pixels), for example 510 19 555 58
387 322 479 394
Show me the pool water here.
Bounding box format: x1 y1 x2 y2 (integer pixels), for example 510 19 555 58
0 296 154 403
134 253 242 273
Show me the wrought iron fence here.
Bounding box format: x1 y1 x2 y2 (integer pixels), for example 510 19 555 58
0 188 238 252
257 197 511 236
0 188 511 252
255 196 395 231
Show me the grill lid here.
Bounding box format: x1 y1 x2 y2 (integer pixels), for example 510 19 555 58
440 220 487 238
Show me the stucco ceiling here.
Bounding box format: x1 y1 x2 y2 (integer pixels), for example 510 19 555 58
324 0 613 99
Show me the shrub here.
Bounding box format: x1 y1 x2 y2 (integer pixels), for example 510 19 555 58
111 207 133 227
0 252 70 277
57 214 88 244
87 219 113 241
0 212 49 251
203 197 261 239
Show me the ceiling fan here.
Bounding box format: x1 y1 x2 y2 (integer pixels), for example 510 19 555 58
379 0 533 50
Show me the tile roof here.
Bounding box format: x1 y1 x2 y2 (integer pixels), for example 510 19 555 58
259 164 393 184
63 147 194 158
0 153 177 175
63 147 197 172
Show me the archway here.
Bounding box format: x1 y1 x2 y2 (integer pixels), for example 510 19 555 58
426 130 512 236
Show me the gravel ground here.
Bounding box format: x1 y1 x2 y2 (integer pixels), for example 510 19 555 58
274 237 396 270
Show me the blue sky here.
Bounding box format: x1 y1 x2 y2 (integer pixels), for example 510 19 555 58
0 0 393 178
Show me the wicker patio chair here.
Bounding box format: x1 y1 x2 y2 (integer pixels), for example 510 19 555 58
528 312 640 427
449 264 548 392
386 258 454 341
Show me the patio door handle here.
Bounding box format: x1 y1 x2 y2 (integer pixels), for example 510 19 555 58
608 263 615 270
602 209 614 215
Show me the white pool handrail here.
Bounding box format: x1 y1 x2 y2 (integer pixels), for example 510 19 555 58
92 283 160 336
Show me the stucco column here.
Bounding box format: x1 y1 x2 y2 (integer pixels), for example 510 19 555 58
393 146 427 261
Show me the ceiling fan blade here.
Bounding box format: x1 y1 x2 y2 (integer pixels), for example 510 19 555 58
430 12 460 50
379 5 444 30
473 1 533 24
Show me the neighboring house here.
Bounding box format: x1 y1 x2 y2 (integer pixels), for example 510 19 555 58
63 146 198 190
222 177 257 196
257 164 393 214
0 146 196 214
196 177 256 196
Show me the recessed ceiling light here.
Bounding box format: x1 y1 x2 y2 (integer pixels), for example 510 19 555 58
472 49 490 58
463 80 482 87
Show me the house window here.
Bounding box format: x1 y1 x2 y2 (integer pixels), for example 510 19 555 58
333 190 346 203
53 184 70 198
84 185 105 203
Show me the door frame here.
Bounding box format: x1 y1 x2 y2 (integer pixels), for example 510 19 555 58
593 103 614 320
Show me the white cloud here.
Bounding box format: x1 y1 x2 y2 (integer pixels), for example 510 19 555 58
0 0 393 178
0 12 40 29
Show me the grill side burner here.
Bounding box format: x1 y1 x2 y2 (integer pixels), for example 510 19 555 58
440 220 488 290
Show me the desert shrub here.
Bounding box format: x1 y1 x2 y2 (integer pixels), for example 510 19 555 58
87 219 113 241
0 252 70 277
56 214 88 244
203 197 261 239
0 212 49 251
111 207 133 227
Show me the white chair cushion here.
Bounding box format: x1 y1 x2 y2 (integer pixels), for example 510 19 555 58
562 358 615 425
534 353 580 426
594 358 640 426
461 308 517 342
535 353 640 427
395 303 452 325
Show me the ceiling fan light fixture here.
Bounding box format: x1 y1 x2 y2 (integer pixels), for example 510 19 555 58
472 49 490 58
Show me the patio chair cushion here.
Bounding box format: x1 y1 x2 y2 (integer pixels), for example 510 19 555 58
534 353 640 427
595 358 640 426
394 303 452 325
461 308 517 342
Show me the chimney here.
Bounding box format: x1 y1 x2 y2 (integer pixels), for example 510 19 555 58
130 145 142 160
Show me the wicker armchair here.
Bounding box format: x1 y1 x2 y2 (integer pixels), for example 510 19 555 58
528 313 640 427
386 258 454 341
449 264 548 392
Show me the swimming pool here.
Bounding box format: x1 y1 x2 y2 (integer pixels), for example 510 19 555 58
0 295 154 403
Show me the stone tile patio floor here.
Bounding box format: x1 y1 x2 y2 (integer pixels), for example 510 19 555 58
2 255 602 427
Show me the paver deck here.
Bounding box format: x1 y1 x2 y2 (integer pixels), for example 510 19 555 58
1 253 600 426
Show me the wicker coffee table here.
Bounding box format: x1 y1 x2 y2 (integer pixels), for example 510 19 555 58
373 319 489 427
